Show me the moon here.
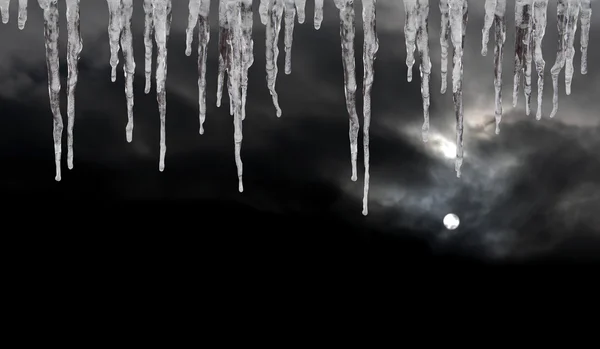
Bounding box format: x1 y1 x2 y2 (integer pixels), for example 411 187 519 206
443 213 460 230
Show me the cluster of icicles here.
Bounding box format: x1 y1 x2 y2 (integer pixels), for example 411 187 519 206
0 0 593 216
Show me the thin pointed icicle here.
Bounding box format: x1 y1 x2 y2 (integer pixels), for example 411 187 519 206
448 0 467 178
335 0 360 182
492 0 506 133
186 0 201 57
190 0 211 134
404 0 431 142
152 0 172 172
580 0 592 75
314 0 323 30
18 0 27 29
550 0 579 118
283 0 297 75
403 0 417 83
38 0 64 181
439 0 449 94
532 0 548 120
513 0 533 116
106 0 123 83
362 0 378 216
295 0 306 24
121 0 135 142
0 0 9 24
217 0 231 108
265 0 284 117
482 0 496 56
66 0 82 170
143 0 154 94
564 0 580 96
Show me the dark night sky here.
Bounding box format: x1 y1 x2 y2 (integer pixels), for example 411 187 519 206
0 0 599 266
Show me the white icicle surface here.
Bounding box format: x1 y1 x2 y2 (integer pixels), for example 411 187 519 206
335 0 360 182
532 0 548 120
283 0 297 75
513 0 533 116
448 0 467 178
0 0 9 24
187 0 211 134
314 0 323 30
18 0 27 29
580 0 592 75
66 0 82 170
482 0 506 133
143 0 154 94
151 0 172 172
262 0 284 117
403 0 431 142
550 0 580 118
362 0 378 216
38 0 64 181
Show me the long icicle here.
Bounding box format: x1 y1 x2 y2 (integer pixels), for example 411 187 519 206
38 0 64 181
314 0 323 29
283 0 297 75
0 0 9 24
564 0 580 96
335 0 359 182
240 0 254 123
66 0 82 170
264 0 284 117
152 0 172 172
217 0 230 108
550 0 579 118
362 0 378 216
579 0 592 75
121 0 135 142
143 0 154 94
482 0 497 56
107 0 123 83
18 0 27 29
186 0 201 57
403 0 417 83
449 0 467 178
532 0 548 120
513 0 533 115
439 0 449 94
295 0 306 23
484 0 506 134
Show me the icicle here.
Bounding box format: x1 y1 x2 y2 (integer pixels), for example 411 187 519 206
121 0 135 142
186 0 201 57
143 0 154 94
66 0 82 170
295 0 306 24
448 0 467 178
18 0 27 29
107 0 122 83
264 0 284 117
217 0 231 108
403 0 431 142
482 0 496 56
513 0 533 116
532 0 548 120
0 0 9 24
362 0 378 216
579 0 591 75
187 0 211 134
403 0 417 83
240 0 254 123
284 0 297 75
335 0 359 182
314 0 323 30
550 0 579 118
152 0 172 172
439 0 449 94
492 0 506 133
38 0 63 181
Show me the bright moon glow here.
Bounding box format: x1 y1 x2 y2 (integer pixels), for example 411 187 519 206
443 213 460 230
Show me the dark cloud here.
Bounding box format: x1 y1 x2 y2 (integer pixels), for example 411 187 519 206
0 1 598 264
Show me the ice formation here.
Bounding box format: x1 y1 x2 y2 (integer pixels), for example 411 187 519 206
0 1 594 214
403 0 431 142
